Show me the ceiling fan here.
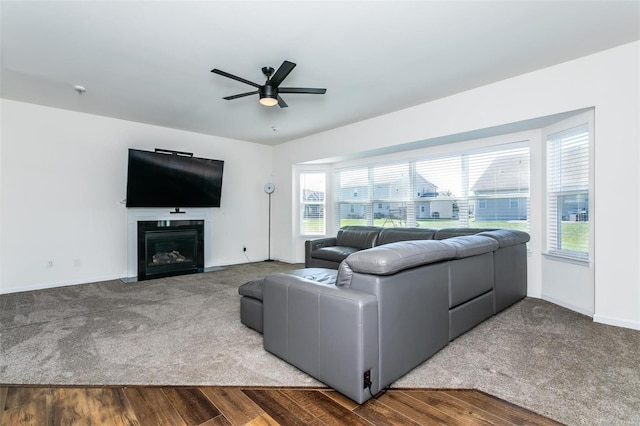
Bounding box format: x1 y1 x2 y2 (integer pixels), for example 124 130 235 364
211 60 326 108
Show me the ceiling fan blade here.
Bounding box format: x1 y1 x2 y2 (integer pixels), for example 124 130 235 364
223 91 259 100
279 87 327 94
277 95 288 108
211 69 261 88
269 61 296 87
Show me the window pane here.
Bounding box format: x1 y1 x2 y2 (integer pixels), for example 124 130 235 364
558 194 589 252
338 203 368 227
336 168 369 201
300 172 325 235
469 148 529 229
415 157 463 228
546 124 589 259
374 202 407 227
373 164 410 200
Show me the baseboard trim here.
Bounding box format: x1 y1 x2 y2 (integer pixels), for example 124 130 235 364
541 294 594 317
593 314 640 331
0 273 125 295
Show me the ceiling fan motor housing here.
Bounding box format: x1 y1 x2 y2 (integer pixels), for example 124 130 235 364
259 85 277 99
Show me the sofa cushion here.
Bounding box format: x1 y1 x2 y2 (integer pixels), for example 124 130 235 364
477 229 530 247
238 278 265 300
284 268 338 284
376 227 437 246
336 226 381 250
239 268 338 302
311 246 361 262
336 240 456 285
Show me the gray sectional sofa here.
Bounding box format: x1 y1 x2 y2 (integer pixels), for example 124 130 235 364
238 226 530 404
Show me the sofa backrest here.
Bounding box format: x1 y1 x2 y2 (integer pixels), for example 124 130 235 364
376 227 437 246
444 235 499 258
336 239 456 287
336 226 382 249
433 228 497 240
477 229 530 247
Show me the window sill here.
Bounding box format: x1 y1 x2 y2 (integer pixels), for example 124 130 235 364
300 234 327 239
543 252 591 267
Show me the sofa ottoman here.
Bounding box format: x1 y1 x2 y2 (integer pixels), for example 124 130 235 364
238 268 338 333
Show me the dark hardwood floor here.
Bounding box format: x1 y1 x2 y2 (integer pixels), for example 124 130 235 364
0 385 563 426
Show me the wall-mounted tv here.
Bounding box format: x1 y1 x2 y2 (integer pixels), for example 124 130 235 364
126 148 224 208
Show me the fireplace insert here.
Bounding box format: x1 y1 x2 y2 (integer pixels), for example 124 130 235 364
137 220 204 280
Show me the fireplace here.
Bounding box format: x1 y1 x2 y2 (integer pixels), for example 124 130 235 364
137 220 204 281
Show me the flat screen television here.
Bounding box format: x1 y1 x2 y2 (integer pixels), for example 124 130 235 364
126 148 224 208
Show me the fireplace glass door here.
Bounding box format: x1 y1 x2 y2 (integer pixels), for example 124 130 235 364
136 219 204 280
144 229 198 278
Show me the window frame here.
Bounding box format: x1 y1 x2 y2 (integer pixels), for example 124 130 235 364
298 170 327 237
542 111 594 263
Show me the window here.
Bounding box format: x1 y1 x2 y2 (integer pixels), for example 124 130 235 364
300 172 326 235
546 124 590 260
335 142 530 231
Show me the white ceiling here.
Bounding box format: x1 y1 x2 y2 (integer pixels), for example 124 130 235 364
2 1 639 146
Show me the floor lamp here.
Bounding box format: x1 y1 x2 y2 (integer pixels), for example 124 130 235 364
264 183 275 262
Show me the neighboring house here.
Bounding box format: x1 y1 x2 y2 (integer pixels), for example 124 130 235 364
471 153 529 221
416 199 455 219
338 172 455 220
302 189 324 218
560 194 589 221
416 176 456 220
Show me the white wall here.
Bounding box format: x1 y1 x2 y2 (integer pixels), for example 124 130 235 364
0 99 273 293
272 41 640 330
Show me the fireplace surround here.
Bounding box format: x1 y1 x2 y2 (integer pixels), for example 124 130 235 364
126 208 213 282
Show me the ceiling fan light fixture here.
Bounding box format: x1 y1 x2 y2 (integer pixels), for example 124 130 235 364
259 96 278 107
259 86 278 107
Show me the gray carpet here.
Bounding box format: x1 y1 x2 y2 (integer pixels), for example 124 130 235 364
1 262 639 425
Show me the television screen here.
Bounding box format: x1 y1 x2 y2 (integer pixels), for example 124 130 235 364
126 149 224 208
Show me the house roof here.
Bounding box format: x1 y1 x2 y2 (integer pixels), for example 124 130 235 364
1 1 638 145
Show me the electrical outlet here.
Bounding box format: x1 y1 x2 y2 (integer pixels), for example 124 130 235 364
243 246 247 252
363 370 372 389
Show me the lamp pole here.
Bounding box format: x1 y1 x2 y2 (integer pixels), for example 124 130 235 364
264 183 275 262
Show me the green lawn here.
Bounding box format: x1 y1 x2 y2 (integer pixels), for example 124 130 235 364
559 221 589 252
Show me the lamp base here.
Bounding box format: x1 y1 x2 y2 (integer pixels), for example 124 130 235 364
264 259 275 262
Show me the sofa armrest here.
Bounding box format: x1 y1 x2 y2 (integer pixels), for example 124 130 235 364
263 273 379 404
305 237 337 267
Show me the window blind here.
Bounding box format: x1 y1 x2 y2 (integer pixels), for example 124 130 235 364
300 172 326 235
334 142 530 231
546 124 590 259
